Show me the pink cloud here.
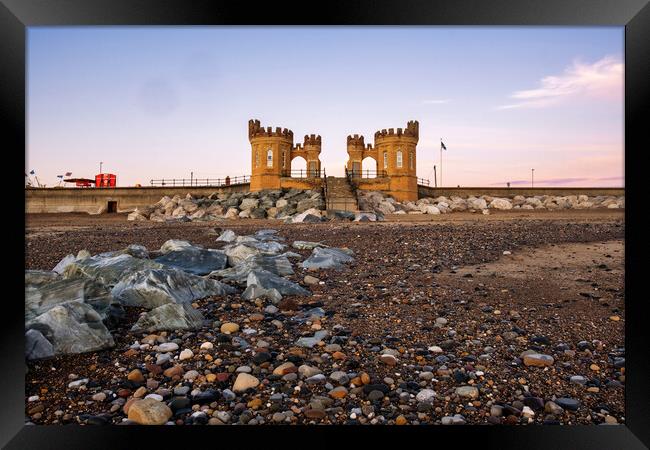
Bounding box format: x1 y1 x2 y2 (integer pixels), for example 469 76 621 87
497 56 623 110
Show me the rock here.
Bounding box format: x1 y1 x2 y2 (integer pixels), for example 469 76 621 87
298 365 322 378
467 197 487 210
545 401 564 415
154 247 227 276
489 198 513 210
379 354 398 366
63 254 163 288
216 230 237 243
24 329 54 360
416 389 436 404
221 323 240 334
301 247 355 270
200 342 214 350
127 369 144 383
246 269 310 297
25 275 119 323
455 386 479 399
112 268 235 309
555 397 580 411
296 330 329 348
127 398 172 425
213 254 294 285
273 362 296 376
131 303 205 333
292 241 328 250
157 342 179 352
179 349 194 361
523 353 554 367
304 275 320 285
25 302 114 355
239 198 259 211
232 373 260 393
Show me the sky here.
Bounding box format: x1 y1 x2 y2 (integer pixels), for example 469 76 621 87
27 27 624 187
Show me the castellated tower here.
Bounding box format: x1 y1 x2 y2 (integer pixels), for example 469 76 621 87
346 135 376 175
249 119 294 191
374 120 419 202
248 119 322 191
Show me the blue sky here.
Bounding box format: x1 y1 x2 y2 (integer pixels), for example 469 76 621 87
27 27 624 187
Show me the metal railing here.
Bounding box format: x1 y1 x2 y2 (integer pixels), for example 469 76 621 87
417 177 431 186
150 175 250 187
282 169 322 178
346 169 388 179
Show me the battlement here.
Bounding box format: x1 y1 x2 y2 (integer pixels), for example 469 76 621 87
347 134 366 147
303 134 322 146
374 120 419 140
248 119 294 141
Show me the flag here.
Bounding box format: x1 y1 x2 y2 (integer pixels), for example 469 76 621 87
441 141 447 150
65 172 72 176
29 170 35 175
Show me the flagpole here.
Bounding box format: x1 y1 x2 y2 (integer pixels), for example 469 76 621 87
440 138 443 187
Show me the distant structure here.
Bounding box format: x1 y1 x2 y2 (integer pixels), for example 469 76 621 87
248 119 322 191
248 118 422 202
346 120 419 201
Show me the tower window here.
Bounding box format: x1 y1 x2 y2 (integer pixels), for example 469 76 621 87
255 150 259 167
282 151 286 169
409 152 414 169
267 149 273 168
396 150 403 168
383 152 388 169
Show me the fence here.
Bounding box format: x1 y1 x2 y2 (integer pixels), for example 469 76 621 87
346 169 388 179
282 169 322 178
150 175 250 187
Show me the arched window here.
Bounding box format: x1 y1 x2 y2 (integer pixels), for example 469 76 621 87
255 150 259 167
383 152 388 169
282 151 286 169
409 152 414 169
267 149 273 168
396 149 403 168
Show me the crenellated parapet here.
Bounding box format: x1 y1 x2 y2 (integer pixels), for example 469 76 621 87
374 120 419 142
248 119 294 141
303 134 321 146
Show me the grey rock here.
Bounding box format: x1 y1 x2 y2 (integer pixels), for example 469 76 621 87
62 254 163 288
112 268 236 309
154 247 227 276
246 269 310 296
131 303 205 332
25 329 55 360
26 302 114 355
301 247 355 270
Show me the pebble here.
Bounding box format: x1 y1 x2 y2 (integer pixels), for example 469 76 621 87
200 342 214 350
415 389 436 404
67 378 89 389
157 343 179 353
221 323 240 334
179 349 194 361
304 275 320 285
379 354 398 366
455 386 479 399
232 373 260 393
555 398 580 411
127 398 172 425
523 353 554 367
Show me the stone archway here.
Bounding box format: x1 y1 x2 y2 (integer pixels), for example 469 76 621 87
289 155 307 178
361 156 378 178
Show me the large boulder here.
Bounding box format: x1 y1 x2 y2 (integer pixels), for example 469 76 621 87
301 247 355 270
154 247 227 276
26 302 115 355
25 329 55 360
25 276 119 323
62 254 163 288
239 198 260 211
467 197 487 210
246 269 310 296
111 268 236 309
212 254 294 285
489 198 513 210
131 303 205 332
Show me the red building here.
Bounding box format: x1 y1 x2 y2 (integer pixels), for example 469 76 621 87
95 173 117 188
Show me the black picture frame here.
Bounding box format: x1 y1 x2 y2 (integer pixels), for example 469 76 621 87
3 1 648 448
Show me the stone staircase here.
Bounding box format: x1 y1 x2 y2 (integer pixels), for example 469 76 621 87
325 176 358 212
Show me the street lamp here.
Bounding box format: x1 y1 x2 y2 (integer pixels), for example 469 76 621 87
531 168 535 188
